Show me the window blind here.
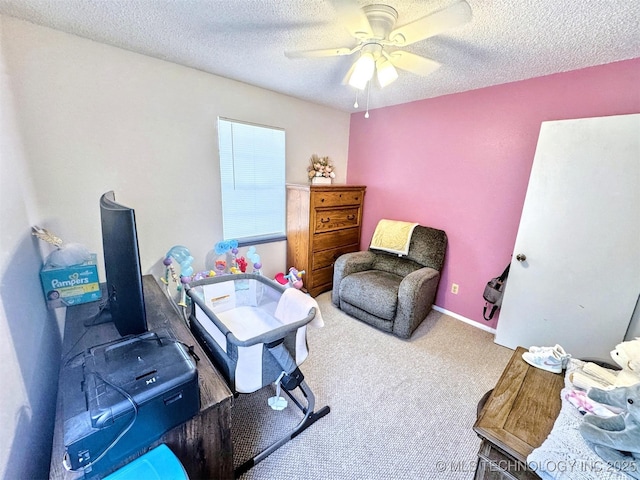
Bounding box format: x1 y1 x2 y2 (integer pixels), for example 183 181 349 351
218 118 286 243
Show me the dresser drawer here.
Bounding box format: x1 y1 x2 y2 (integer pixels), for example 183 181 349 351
312 228 360 252
312 190 364 208
309 265 334 290
313 207 360 233
312 244 360 270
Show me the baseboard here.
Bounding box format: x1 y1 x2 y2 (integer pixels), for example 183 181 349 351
432 306 497 334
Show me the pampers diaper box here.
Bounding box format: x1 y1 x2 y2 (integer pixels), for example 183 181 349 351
40 254 102 308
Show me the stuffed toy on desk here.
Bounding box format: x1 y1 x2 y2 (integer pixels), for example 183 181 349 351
579 383 640 479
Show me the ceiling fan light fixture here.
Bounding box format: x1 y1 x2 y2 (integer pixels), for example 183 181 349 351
284 0 473 109
348 52 375 90
376 57 398 88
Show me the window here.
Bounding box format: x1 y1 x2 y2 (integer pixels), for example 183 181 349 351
218 118 286 244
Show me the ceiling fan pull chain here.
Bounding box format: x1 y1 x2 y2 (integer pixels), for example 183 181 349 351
365 81 371 118
354 91 359 109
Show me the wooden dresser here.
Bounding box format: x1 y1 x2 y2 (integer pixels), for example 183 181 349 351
286 184 366 297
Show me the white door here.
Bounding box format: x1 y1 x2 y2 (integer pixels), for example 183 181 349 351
495 114 640 361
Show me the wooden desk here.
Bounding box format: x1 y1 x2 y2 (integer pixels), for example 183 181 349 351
473 346 564 480
49 275 234 479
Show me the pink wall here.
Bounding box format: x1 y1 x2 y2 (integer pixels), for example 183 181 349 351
347 58 640 329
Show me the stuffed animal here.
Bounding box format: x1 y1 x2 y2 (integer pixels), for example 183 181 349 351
579 383 640 479
570 338 640 390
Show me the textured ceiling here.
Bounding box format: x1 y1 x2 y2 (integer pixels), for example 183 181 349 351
1 0 639 113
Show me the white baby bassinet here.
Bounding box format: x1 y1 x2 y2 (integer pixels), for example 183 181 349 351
185 274 329 477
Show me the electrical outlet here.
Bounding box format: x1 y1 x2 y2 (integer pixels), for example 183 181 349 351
451 283 459 294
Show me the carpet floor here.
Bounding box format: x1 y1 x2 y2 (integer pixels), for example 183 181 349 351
231 292 513 479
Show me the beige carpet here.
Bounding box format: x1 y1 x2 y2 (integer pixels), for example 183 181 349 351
231 292 514 479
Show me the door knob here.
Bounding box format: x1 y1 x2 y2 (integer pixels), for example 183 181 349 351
516 253 527 262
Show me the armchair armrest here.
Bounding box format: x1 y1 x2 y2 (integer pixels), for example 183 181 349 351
394 267 441 338
332 251 377 306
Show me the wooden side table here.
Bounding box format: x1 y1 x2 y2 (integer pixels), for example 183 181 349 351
473 346 564 480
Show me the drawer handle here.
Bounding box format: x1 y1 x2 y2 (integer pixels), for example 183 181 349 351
347 214 355 220
320 217 330 223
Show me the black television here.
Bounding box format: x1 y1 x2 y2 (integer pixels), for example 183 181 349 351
98 191 147 336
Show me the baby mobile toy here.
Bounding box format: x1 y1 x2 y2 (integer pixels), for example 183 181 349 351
246 246 262 275
163 241 264 308
162 245 195 307
162 245 217 308
206 240 263 276
208 239 238 274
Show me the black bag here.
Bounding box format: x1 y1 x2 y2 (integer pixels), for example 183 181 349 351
483 264 510 321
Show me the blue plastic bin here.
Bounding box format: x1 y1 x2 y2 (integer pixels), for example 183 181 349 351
103 444 188 480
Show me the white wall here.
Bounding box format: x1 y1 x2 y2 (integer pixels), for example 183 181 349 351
0 15 350 479
3 15 351 281
0 17 63 478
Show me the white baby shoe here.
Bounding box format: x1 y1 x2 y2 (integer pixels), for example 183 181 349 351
529 344 571 366
522 344 571 374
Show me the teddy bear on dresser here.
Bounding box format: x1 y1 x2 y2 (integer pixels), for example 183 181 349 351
579 383 640 479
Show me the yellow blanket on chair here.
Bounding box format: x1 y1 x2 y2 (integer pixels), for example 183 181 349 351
370 219 419 256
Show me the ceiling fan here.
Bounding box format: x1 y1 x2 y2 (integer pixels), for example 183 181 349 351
285 0 472 91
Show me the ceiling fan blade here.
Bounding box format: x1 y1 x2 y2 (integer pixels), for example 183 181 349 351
389 0 472 46
285 46 354 59
388 51 441 76
328 0 374 39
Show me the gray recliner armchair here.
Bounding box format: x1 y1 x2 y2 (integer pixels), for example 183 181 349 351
332 225 447 339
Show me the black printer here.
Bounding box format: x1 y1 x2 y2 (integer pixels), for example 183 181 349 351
62 330 199 476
